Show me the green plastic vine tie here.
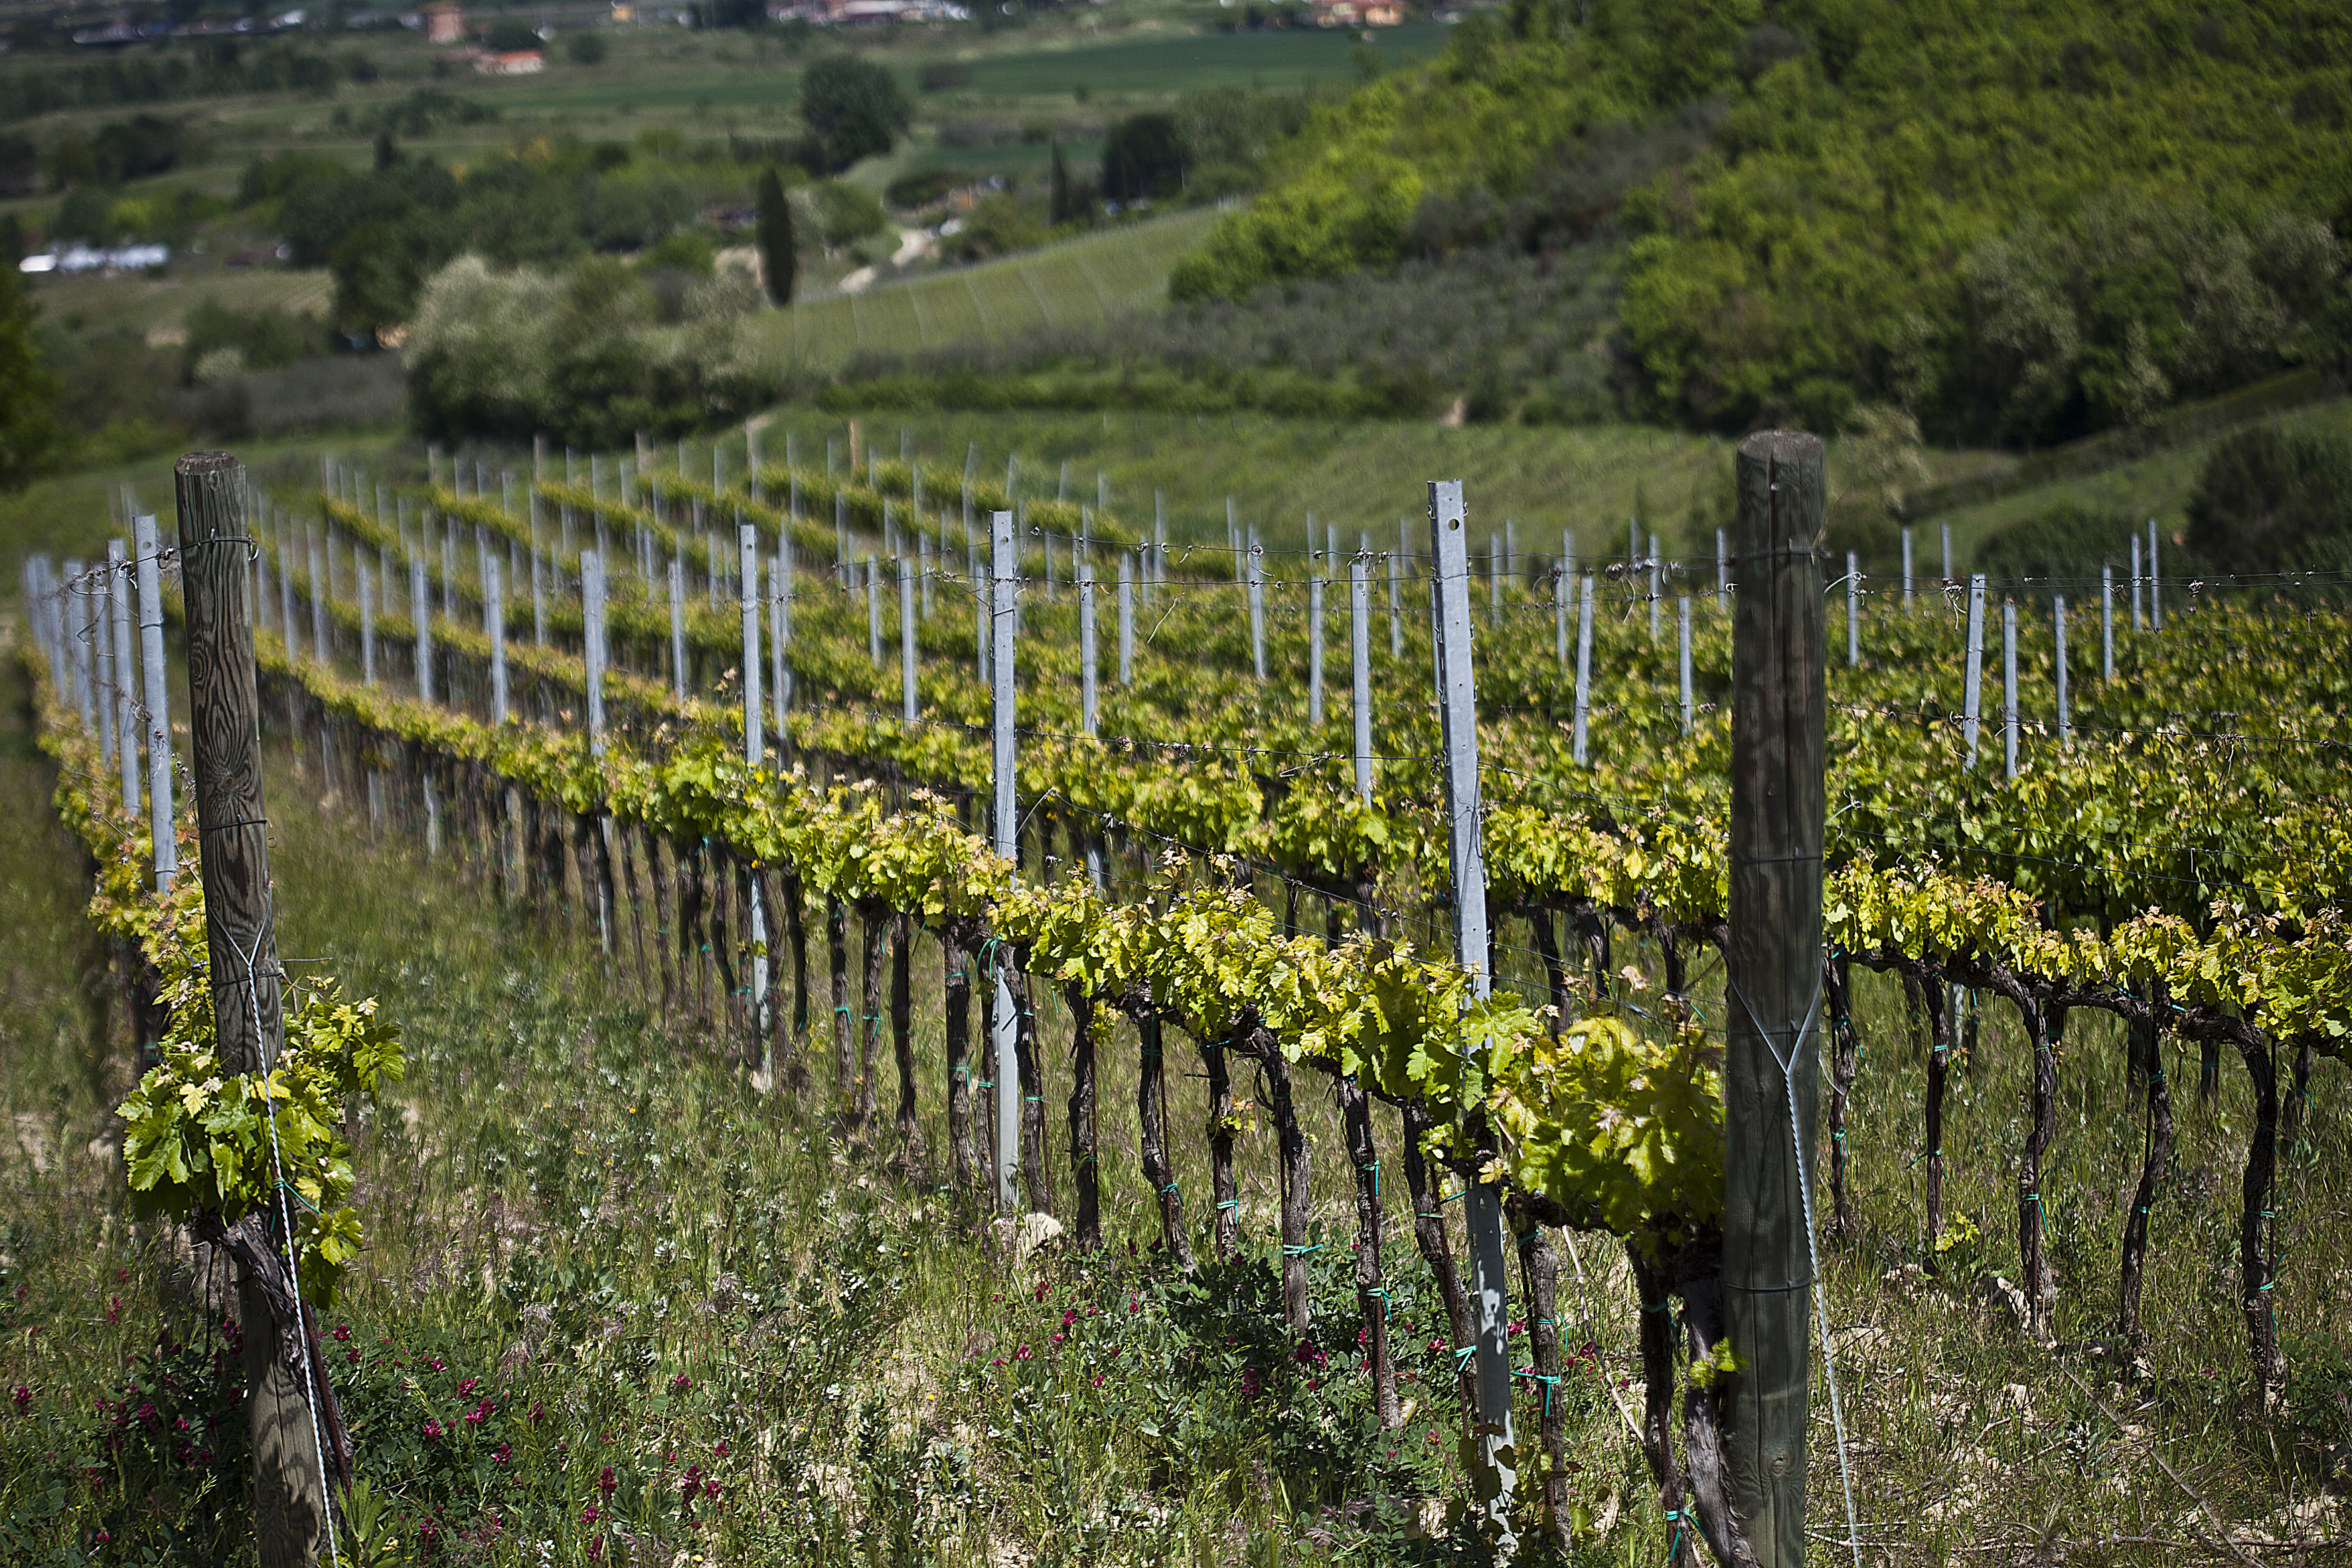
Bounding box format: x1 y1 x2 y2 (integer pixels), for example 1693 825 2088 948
1453 1344 1478 1375
1215 1199 1239 1212
1282 1243 1321 1257
1518 1368 1561 1417
1361 1286 1390 1320
1441 1188 1468 1205
1358 1159 1381 1198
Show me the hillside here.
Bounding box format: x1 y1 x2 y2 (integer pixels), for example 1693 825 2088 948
1166 0 2352 444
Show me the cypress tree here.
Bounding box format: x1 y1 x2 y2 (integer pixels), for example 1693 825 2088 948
1049 140 1071 227
756 167 796 306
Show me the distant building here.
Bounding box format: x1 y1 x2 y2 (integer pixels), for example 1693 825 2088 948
766 0 968 23
422 1 464 42
1310 0 1406 22
475 48 545 73
609 1 635 20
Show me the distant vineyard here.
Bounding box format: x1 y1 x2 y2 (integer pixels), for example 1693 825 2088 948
752 206 1223 376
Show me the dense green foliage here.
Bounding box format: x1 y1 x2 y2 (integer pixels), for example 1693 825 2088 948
2183 426 2352 575
798 52 913 174
406 254 775 447
0 261 59 488
757 165 796 305
1174 0 2352 443
0 41 354 126
236 138 765 335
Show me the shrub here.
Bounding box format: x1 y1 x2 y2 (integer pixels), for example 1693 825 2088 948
813 179 887 250
941 191 1042 262
1100 112 1186 204
565 30 608 66
2183 426 2352 577
884 168 959 210
917 60 971 93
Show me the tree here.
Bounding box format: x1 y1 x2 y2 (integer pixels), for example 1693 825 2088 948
330 221 421 341
1049 140 1073 225
1100 112 1186 203
797 53 911 173
484 19 541 51
0 260 60 488
565 30 607 65
756 167 795 304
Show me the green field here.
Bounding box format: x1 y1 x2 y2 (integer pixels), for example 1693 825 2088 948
945 21 1453 98
753 203 1221 374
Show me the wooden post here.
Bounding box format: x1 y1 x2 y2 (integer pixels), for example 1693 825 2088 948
133 514 177 892
1427 479 1516 1529
175 451 331 1568
1723 429 1826 1568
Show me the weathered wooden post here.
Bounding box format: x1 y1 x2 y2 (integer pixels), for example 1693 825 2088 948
175 451 331 1568
1723 429 1827 1568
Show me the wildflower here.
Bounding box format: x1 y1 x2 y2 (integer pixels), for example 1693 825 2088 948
713 1440 729 1457
530 1401 545 1423
106 1296 122 1323
1014 1344 1034 1362
588 1537 603 1561
704 1478 720 1499
669 1373 692 1395
597 1466 617 1495
1241 1368 1263 1401
1032 1279 1048 1302
492 1443 512 1468
1060 1308 1077 1328
422 1418 445 1442
92 1531 112 1546
582 1504 600 1524
332 1325 352 1343
457 1377 480 1397
1128 1296 1140 1314
427 1356 446 1372
1507 1320 1525 1338
11 1386 30 1413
